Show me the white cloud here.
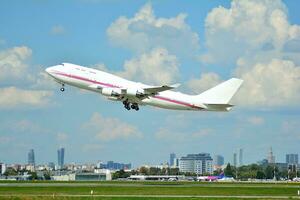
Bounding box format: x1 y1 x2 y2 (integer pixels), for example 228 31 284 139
0 87 53 109
107 3 199 57
186 72 222 94
0 46 33 82
82 113 142 141
118 48 179 85
247 116 265 125
202 0 300 64
50 25 66 35
235 59 300 106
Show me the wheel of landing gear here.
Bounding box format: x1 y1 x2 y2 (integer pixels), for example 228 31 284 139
60 87 65 92
131 104 136 109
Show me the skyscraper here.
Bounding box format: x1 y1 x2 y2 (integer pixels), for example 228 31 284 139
239 148 243 166
267 147 275 164
170 153 176 167
286 154 298 164
57 147 65 168
28 149 35 165
233 153 237 167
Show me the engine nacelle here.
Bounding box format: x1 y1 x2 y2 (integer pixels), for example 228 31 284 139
101 88 121 97
126 88 145 97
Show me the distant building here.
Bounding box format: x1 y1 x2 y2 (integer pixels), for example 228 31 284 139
48 162 55 170
233 153 237 167
179 153 213 175
213 155 224 169
239 148 243 166
106 161 131 170
286 154 298 164
28 149 35 166
57 147 65 168
267 147 275 164
170 153 176 167
0 163 6 175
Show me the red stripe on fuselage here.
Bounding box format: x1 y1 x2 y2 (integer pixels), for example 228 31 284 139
52 71 202 109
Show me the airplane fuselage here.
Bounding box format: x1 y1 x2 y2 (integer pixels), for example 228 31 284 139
46 63 204 111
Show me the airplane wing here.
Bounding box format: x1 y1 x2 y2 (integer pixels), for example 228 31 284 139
88 84 103 90
143 83 180 95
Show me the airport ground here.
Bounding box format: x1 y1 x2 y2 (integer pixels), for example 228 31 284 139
1 181 300 200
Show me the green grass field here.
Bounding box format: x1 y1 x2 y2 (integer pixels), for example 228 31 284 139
0 181 300 200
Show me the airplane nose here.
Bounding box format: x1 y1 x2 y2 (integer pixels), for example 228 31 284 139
45 67 51 74
45 66 57 75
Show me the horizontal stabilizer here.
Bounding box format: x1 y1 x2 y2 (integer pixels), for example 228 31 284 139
196 78 243 104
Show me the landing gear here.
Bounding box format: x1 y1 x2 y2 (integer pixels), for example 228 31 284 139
123 100 139 111
131 103 139 111
60 83 65 92
123 100 131 110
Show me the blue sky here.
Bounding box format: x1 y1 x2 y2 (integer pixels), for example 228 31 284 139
0 0 300 167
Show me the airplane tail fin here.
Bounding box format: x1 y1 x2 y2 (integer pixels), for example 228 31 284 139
195 78 243 111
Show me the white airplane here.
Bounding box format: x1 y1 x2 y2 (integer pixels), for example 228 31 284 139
45 63 243 111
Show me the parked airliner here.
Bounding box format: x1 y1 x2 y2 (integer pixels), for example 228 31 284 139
45 63 243 111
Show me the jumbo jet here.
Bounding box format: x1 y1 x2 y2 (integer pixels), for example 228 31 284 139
45 63 243 111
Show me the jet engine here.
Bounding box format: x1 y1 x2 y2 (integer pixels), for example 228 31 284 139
101 88 121 97
126 88 145 97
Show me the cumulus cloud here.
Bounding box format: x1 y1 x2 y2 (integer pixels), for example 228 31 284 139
0 46 33 82
82 113 142 141
118 48 179 85
235 59 300 106
202 0 300 64
0 87 53 109
50 25 66 35
107 3 199 57
186 72 222 94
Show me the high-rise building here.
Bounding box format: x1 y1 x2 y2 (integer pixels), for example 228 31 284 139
233 153 237 167
239 148 243 166
28 149 35 165
213 155 224 167
267 147 275 164
179 153 213 174
57 147 65 168
286 154 298 164
170 153 176 167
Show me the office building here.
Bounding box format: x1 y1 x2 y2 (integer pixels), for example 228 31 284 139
213 155 224 167
267 147 275 164
233 153 237 167
106 161 131 170
57 147 65 168
286 154 298 164
28 149 35 166
179 153 213 174
239 148 243 166
170 153 176 167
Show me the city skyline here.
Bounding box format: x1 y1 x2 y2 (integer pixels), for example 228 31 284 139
0 0 300 166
